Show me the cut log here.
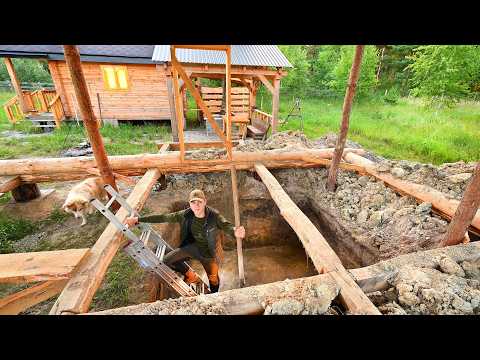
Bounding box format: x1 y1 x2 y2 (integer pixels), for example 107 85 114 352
87 273 339 315
344 152 480 235
254 163 380 315
0 249 89 284
0 148 365 176
0 280 68 315
0 176 22 194
49 168 161 314
11 183 41 202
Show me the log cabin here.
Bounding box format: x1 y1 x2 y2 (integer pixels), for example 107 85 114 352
0 45 292 136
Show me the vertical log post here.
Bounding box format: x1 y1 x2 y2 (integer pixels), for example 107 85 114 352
165 68 179 142
170 48 186 161
441 162 480 246
4 58 28 113
327 45 365 191
62 46 117 193
271 75 281 134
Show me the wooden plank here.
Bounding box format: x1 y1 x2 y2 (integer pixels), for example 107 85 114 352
184 64 288 77
271 76 280 134
254 163 380 315
0 176 22 194
49 168 161 314
165 72 178 142
156 141 239 151
0 280 68 315
327 45 365 191
257 74 274 94
0 249 89 284
171 63 185 161
345 152 480 234
442 161 480 246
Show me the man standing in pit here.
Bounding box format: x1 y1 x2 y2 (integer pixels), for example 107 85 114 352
124 189 245 293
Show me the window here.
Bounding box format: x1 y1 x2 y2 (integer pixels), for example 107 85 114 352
101 65 129 90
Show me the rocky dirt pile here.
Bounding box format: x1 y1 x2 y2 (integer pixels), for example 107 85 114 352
370 254 480 315
374 159 476 200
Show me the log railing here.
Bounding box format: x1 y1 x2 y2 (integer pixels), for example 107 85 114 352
3 96 24 123
48 94 65 127
31 89 49 112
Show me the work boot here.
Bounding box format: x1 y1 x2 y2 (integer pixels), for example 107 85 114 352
209 275 220 293
183 269 200 285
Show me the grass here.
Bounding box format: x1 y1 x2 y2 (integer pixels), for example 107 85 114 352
2 90 479 165
272 94 480 165
0 213 37 254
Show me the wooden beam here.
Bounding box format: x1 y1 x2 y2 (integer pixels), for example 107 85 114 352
170 56 186 161
156 141 239 151
0 280 68 315
88 273 338 315
0 176 22 194
254 163 380 314
327 45 365 191
170 48 227 143
183 64 287 77
4 57 28 113
257 74 274 94
173 45 230 51
0 249 89 284
442 161 480 246
0 148 366 176
165 71 179 142
271 76 281 134
345 152 480 235
63 45 117 194
49 168 161 314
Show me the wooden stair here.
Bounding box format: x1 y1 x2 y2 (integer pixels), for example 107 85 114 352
26 112 56 132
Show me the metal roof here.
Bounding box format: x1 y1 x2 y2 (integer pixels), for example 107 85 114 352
152 45 293 68
0 45 155 64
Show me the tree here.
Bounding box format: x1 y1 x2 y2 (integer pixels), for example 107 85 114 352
0 58 52 83
329 45 379 97
278 45 310 95
407 45 480 106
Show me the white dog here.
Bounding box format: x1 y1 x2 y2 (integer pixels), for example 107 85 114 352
62 177 108 226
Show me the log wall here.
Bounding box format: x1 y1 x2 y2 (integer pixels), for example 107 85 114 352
48 61 171 121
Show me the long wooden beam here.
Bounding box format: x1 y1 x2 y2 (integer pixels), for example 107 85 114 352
345 152 480 235
257 74 274 94
0 249 89 284
156 141 239 151
0 280 68 315
63 45 117 193
327 45 364 191
254 163 380 315
177 64 287 77
0 148 365 176
49 168 161 314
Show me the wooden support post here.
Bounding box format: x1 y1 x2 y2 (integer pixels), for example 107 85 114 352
4 57 28 113
171 62 185 161
62 45 117 194
271 75 280 134
50 168 161 314
165 70 179 142
327 45 365 191
11 183 41 202
442 161 480 246
196 78 203 123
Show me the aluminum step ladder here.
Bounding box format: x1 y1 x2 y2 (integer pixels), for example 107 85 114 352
90 185 210 297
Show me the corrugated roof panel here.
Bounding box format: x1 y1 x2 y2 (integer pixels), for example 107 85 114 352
152 45 293 68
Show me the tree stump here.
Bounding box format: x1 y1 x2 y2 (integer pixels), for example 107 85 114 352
11 183 41 202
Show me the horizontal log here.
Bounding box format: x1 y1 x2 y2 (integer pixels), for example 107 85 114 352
344 153 480 234
0 249 89 284
0 148 365 177
87 274 339 315
0 280 68 315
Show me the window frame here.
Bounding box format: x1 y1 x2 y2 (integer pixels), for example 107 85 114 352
101 65 130 91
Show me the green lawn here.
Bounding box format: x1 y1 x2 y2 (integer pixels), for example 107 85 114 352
275 95 480 165
0 91 171 159
1 90 479 164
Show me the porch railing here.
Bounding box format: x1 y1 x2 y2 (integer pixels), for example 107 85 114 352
3 96 24 123
48 94 64 127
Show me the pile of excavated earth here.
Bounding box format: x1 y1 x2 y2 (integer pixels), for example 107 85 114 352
90 131 479 315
